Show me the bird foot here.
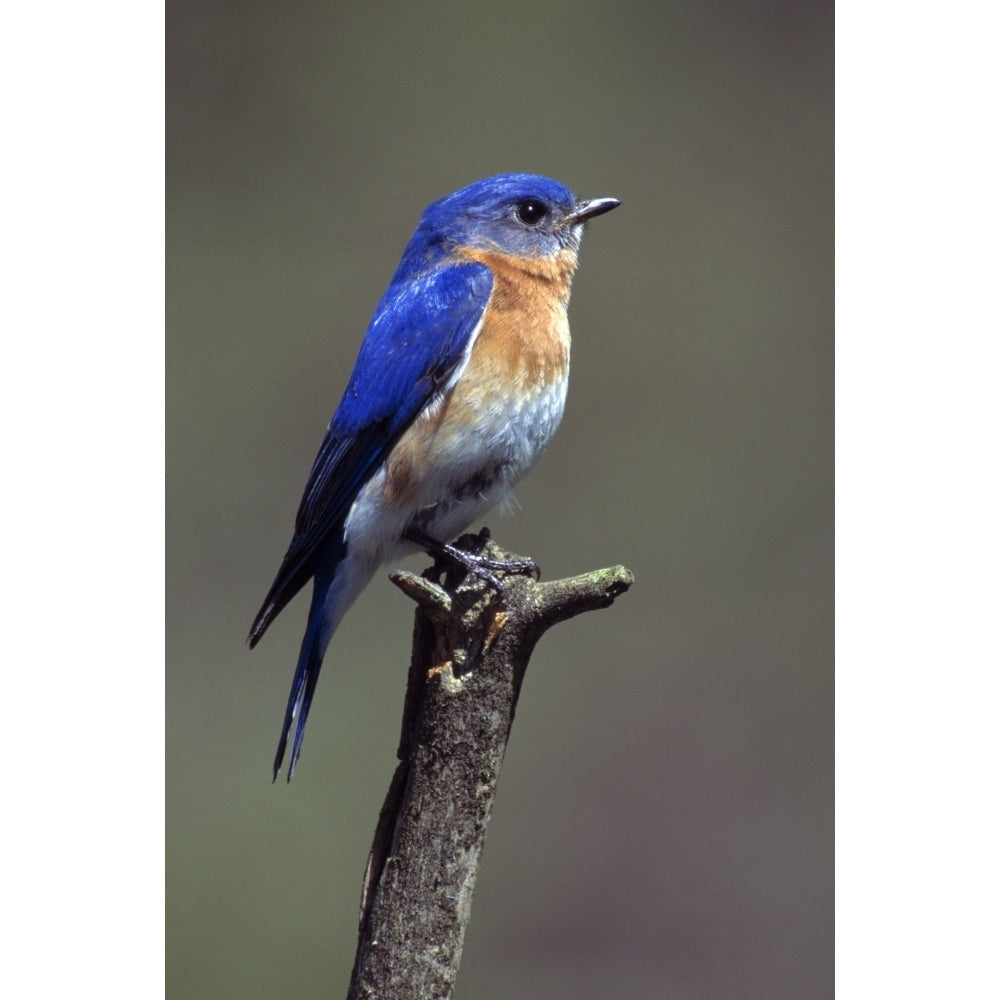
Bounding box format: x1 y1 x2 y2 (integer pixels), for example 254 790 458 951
405 526 540 591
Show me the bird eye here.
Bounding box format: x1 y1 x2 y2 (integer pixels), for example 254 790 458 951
516 199 548 226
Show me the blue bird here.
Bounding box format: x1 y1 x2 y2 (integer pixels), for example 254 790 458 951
249 173 619 780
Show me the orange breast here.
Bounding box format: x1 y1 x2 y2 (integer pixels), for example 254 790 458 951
456 246 576 393
380 247 577 512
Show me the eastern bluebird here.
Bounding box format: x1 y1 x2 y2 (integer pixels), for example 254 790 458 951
249 173 619 780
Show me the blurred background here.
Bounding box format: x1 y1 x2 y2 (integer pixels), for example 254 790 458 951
166 1 832 997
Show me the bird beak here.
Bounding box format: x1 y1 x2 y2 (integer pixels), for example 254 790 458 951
563 196 621 226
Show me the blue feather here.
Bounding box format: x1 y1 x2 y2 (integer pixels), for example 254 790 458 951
248 261 492 648
250 261 493 780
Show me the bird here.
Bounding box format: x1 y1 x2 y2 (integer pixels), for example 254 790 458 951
249 172 619 780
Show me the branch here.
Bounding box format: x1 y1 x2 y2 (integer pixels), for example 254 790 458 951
347 532 634 1000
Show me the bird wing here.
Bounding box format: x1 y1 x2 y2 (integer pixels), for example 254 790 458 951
248 259 494 645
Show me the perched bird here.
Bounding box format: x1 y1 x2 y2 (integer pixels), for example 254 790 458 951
249 173 619 780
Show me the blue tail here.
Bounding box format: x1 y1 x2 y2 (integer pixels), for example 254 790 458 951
272 598 329 782
270 537 376 782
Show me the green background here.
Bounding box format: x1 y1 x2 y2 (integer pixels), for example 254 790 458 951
167 2 832 997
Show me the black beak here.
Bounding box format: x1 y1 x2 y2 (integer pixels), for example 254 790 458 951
564 196 621 226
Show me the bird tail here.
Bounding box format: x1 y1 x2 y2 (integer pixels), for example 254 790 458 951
271 548 379 782
272 605 328 782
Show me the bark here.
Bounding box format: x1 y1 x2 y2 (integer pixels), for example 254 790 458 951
347 532 634 1000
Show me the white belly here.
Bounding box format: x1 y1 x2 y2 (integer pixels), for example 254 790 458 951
343 374 568 566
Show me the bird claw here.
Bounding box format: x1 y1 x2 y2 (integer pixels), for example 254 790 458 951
406 526 540 591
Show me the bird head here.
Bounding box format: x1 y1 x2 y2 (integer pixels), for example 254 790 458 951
410 173 620 264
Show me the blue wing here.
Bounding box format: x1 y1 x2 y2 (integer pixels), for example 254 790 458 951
248 259 493 646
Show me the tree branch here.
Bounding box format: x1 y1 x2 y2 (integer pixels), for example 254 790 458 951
347 532 634 1000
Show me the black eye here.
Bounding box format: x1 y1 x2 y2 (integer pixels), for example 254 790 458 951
516 199 548 226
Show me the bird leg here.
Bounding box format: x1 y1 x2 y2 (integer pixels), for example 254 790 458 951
404 526 540 591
